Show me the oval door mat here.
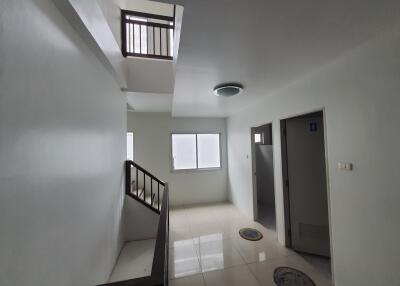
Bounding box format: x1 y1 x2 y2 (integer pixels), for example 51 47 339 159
274 267 316 286
238 228 263 241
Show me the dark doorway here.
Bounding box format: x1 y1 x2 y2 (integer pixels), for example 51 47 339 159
251 123 276 230
281 111 331 257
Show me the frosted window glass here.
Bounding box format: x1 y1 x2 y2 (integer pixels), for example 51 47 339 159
254 133 262 143
172 134 197 170
197 134 221 168
127 132 134 161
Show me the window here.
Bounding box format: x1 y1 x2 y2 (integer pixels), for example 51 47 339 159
171 134 197 170
127 132 134 161
254 133 262 144
197 134 221 168
171 133 221 170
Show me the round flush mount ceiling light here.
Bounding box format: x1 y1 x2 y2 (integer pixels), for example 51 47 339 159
213 83 243 97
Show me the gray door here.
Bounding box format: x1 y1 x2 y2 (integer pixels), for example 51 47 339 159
255 145 276 230
285 112 330 257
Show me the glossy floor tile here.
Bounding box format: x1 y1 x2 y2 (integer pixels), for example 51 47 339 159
170 211 190 229
170 227 194 248
169 274 205 286
233 237 295 264
169 242 201 279
190 222 232 241
203 265 260 286
169 203 333 286
195 238 246 272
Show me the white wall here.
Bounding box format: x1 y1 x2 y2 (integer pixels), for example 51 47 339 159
127 113 228 206
0 1 126 285
227 27 400 286
124 0 174 17
97 0 123 48
126 59 174 94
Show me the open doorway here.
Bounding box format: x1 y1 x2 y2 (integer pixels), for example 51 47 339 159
281 110 332 279
127 132 134 161
251 123 276 231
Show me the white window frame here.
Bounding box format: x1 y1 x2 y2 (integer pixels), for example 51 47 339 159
170 132 222 172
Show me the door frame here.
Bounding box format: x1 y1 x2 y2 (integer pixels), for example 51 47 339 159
280 109 333 267
250 122 275 225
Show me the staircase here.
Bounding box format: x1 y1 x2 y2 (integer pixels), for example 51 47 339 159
99 161 169 286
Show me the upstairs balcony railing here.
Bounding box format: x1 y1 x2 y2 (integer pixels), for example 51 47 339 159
121 10 175 60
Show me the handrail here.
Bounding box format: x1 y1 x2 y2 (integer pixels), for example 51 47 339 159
98 186 169 286
129 161 165 186
124 20 173 30
122 10 174 22
150 186 168 281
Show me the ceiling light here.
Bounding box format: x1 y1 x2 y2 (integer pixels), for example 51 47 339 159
213 83 243 97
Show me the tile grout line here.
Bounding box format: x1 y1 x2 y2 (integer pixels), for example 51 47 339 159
244 263 263 286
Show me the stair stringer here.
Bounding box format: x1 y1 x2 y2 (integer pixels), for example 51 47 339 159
122 195 160 242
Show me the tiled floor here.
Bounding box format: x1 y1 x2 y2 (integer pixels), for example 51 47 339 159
169 203 333 286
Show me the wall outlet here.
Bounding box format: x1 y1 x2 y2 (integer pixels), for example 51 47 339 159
338 162 353 171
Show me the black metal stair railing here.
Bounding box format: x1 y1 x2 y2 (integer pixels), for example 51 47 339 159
125 160 166 214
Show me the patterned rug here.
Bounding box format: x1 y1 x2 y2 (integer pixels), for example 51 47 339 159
238 228 263 241
274 267 315 286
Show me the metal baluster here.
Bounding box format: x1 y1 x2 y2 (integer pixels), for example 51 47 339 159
159 27 162 56
166 28 169 57
143 172 145 200
136 168 139 196
125 162 130 195
146 24 148 55
139 24 142 54
158 183 160 211
151 178 153 206
153 26 155 55
130 167 133 194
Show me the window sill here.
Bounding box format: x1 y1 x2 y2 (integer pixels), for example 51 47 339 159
170 167 223 174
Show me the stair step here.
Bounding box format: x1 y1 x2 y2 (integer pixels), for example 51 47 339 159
108 239 156 283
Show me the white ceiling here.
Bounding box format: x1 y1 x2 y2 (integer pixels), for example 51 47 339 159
152 0 400 117
126 92 172 112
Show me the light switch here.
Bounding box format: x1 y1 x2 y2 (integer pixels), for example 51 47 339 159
338 162 353 171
